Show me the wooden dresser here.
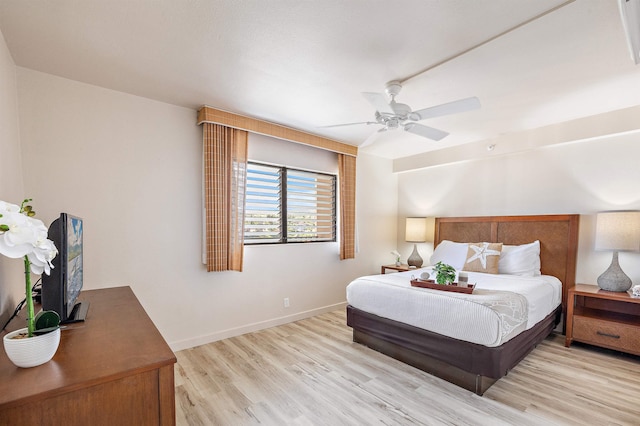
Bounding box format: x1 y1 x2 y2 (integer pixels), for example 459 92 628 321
565 283 640 355
0 286 176 425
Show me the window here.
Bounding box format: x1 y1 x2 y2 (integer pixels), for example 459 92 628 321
244 162 336 244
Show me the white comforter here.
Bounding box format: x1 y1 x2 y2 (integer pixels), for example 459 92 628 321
346 267 561 347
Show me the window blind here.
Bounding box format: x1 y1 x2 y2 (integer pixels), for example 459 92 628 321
287 169 336 242
245 163 282 243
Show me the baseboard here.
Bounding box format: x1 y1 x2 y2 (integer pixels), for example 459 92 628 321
169 301 347 352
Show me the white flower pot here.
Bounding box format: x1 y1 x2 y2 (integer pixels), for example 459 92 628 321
3 327 61 368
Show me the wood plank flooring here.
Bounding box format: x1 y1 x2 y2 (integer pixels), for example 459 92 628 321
174 309 640 425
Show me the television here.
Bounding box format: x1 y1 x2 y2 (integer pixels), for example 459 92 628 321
42 213 89 323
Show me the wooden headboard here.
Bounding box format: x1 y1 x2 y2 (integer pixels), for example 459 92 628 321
434 214 580 312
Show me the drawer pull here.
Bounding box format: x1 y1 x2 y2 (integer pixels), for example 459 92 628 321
596 331 620 339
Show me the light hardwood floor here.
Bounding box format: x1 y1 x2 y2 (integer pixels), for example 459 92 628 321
175 310 640 425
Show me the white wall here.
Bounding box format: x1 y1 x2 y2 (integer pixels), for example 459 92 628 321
13 67 397 350
397 133 640 286
0 30 25 326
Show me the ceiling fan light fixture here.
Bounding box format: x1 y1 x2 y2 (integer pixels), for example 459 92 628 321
387 118 400 129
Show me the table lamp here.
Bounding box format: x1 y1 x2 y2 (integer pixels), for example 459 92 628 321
595 211 640 292
406 217 428 268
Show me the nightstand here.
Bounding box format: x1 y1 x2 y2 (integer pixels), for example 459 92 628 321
381 264 410 274
565 283 640 356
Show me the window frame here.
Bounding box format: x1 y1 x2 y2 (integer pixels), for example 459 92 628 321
244 161 337 245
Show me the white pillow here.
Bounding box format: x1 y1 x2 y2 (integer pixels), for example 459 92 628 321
498 240 541 276
429 240 469 270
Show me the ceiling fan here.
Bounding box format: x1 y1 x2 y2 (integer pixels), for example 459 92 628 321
324 81 481 147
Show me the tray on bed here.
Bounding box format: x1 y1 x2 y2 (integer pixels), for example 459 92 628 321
410 279 474 294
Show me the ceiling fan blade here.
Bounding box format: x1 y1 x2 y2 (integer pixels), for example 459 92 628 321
319 121 377 128
411 96 481 121
362 92 394 114
404 123 449 141
360 128 385 148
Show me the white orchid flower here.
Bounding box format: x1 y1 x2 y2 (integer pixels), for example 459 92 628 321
0 210 37 258
0 200 21 213
0 200 57 274
28 237 58 275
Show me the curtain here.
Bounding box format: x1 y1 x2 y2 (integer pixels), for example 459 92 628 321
338 154 356 260
203 123 248 272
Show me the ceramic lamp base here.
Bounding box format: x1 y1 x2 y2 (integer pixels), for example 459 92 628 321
407 243 423 268
597 251 632 292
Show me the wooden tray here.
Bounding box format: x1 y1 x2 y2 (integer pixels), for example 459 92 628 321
410 279 474 294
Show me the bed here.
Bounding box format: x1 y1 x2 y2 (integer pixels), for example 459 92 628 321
346 214 579 395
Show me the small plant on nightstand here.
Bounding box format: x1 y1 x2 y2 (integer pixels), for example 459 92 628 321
391 250 401 266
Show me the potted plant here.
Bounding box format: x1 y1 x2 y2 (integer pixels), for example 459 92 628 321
391 250 402 266
1 199 61 368
433 261 457 285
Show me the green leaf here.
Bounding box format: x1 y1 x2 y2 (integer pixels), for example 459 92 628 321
0 224 8 232
35 310 61 330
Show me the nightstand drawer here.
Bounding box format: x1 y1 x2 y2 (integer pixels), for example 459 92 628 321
573 316 640 355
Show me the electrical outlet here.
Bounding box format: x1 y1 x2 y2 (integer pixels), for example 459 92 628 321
283 297 290 308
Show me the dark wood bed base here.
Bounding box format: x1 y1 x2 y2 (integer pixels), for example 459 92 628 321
347 214 579 395
347 305 561 395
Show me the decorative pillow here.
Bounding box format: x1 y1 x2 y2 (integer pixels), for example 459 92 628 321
429 240 468 270
462 242 503 274
498 240 541 276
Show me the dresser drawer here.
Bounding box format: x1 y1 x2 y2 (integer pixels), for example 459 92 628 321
573 316 640 355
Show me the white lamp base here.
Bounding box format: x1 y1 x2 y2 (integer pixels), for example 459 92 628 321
597 251 632 292
407 243 423 268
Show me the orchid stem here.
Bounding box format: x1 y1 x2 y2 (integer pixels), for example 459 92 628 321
24 256 35 337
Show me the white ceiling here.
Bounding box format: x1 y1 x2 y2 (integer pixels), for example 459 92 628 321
1 0 639 159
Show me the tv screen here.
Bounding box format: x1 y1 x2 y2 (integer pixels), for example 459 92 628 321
42 213 88 323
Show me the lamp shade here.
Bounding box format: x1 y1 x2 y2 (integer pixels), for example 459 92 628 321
595 211 640 252
405 217 428 242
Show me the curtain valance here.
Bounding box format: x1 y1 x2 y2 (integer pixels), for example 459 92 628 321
198 106 357 157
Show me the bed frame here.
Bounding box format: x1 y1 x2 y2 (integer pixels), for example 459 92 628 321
347 214 579 395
